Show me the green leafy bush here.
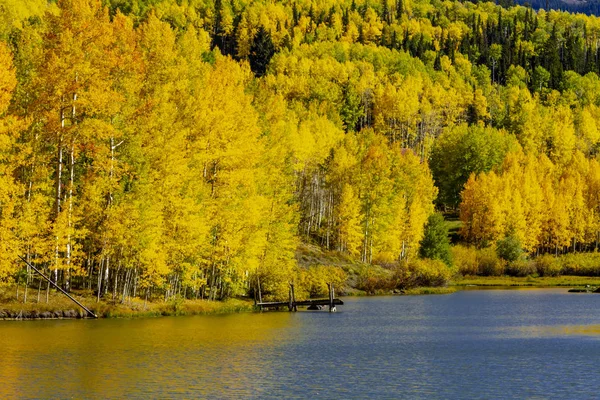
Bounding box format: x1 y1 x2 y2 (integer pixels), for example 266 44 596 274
419 213 453 266
496 235 523 262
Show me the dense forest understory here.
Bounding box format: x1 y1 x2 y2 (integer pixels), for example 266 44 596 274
0 0 600 307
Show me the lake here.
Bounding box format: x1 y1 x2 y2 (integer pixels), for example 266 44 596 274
1 288 600 399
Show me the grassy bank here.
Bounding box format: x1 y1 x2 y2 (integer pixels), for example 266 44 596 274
10 266 595 320
0 286 255 319
403 287 458 295
453 275 600 287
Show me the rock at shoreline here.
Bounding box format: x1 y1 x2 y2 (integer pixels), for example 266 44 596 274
0 308 89 320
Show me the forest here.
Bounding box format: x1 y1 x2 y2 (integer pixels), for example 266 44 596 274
0 0 599 305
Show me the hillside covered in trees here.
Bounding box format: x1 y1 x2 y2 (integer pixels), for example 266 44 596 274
0 0 599 304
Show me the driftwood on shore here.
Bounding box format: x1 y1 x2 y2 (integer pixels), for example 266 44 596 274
17 255 98 319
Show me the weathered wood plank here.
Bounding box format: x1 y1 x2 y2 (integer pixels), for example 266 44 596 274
257 298 344 308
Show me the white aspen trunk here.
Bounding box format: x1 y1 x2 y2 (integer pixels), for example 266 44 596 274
362 208 370 263
63 88 77 292
103 256 110 297
37 275 42 303
23 273 28 304
55 136 63 285
54 96 67 285
122 269 130 304
132 267 138 299
113 263 120 301
97 257 104 303
65 142 75 292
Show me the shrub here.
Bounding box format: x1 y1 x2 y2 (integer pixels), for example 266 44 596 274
504 259 536 277
451 245 503 276
404 259 453 287
535 254 562 277
556 253 600 276
451 245 478 275
356 266 394 294
496 234 523 262
419 213 453 266
297 265 347 298
477 247 504 276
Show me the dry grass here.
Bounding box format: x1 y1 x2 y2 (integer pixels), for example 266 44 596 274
453 275 600 287
0 285 255 319
403 287 458 295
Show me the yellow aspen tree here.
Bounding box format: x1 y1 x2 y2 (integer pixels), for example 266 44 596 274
460 172 505 246
32 0 121 290
499 151 527 247
0 42 20 282
585 159 600 249
337 183 363 256
520 154 545 252
394 148 437 261
576 106 600 155
545 105 576 165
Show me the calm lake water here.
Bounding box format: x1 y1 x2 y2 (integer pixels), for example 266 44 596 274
2 288 600 399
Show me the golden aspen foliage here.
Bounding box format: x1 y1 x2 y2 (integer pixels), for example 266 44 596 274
0 42 20 282
336 184 363 256
5 0 600 300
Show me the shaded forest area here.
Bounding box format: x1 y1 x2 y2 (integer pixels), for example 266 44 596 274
0 0 599 305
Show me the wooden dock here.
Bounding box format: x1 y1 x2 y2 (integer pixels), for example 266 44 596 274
257 283 342 312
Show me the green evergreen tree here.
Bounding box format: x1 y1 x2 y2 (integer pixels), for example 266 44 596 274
419 213 453 267
496 234 523 262
544 24 563 89
249 26 275 77
396 0 403 20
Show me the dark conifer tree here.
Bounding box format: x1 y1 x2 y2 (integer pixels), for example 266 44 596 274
544 24 563 89
249 26 275 77
396 0 404 20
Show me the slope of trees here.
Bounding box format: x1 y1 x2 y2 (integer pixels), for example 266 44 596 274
1 0 600 303
0 0 441 301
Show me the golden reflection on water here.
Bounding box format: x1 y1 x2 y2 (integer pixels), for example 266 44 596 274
522 324 600 337
0 312 295 398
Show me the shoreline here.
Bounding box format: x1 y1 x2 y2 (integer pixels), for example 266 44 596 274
2 275 599 320
0 295 256 321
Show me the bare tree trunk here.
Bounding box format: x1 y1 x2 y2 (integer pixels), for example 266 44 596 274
121 269 130 304
23 274 28 304
132 268 138 299
46 272 50 303
54 136 63 288
97 257 103 303
64 142 75 293
112 264 120 301
103 256 110 297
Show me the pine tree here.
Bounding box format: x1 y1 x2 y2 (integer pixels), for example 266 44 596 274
249 26 275 77
419 213 452 266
